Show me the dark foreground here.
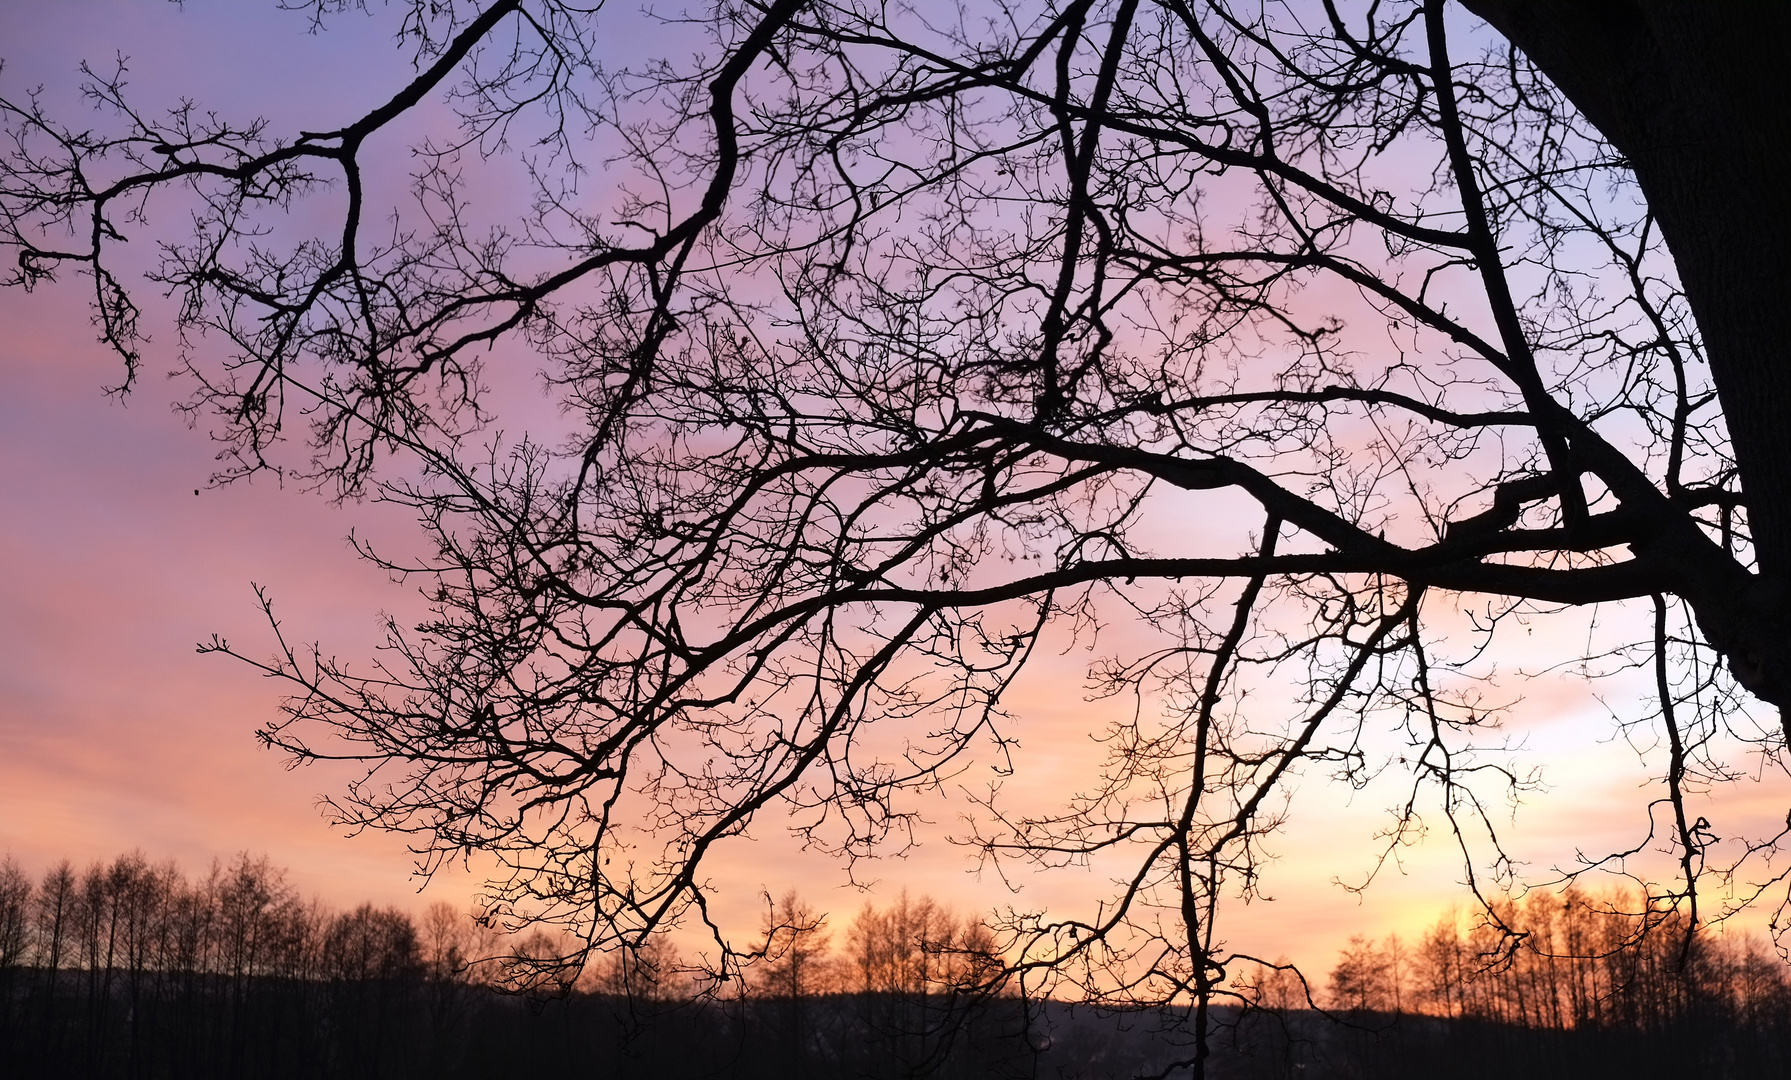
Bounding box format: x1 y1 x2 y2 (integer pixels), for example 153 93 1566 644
5 974 1790 1080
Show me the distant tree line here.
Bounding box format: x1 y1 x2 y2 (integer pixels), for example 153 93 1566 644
0 852 1039 1079
7 850 1790 1079
1230 888 1791 1079
0 850 485 1078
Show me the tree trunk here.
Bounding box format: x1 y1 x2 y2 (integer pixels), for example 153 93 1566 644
1460 0 1791 710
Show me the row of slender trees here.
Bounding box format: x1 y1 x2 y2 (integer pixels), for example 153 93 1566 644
0 851 1028 1079
1307 888 1791 1030
1218 890 1791 1080
0 851 470 1078
9 848 1791 1078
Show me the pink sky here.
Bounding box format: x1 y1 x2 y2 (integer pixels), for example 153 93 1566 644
3 1 1788 977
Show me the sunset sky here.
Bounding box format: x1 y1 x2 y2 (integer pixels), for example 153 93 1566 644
4 1 1788 976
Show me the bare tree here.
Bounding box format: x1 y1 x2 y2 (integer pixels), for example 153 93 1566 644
1328 935 1394 1015
4 1 1788 1070
0 857 29 1053
749 891 840 1078
755 890 838 1002
30 861 73 1061
0 860 26 961
845 892 1002 1078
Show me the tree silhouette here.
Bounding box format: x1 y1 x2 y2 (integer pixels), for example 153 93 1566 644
3 2 1786 1070
756 890 838 1003
750 891 838 1079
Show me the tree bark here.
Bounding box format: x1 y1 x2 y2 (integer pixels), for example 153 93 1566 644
1459 0 1791 574
1460 0 1791 712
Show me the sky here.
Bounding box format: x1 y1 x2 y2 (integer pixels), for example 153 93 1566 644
3 0 1789 977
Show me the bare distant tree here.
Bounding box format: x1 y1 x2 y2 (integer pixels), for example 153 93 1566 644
755 891 838 1001
32 863 74 1035
750 891 839 1078
1328 934 1398 1014
0 859 28 970
0 857 29 1044
6 1 1790 1071
845 892 1001 1076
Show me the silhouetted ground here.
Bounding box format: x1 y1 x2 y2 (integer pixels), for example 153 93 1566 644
7 981 1789 1079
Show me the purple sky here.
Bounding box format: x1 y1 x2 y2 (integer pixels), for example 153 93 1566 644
3 1 1787 972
